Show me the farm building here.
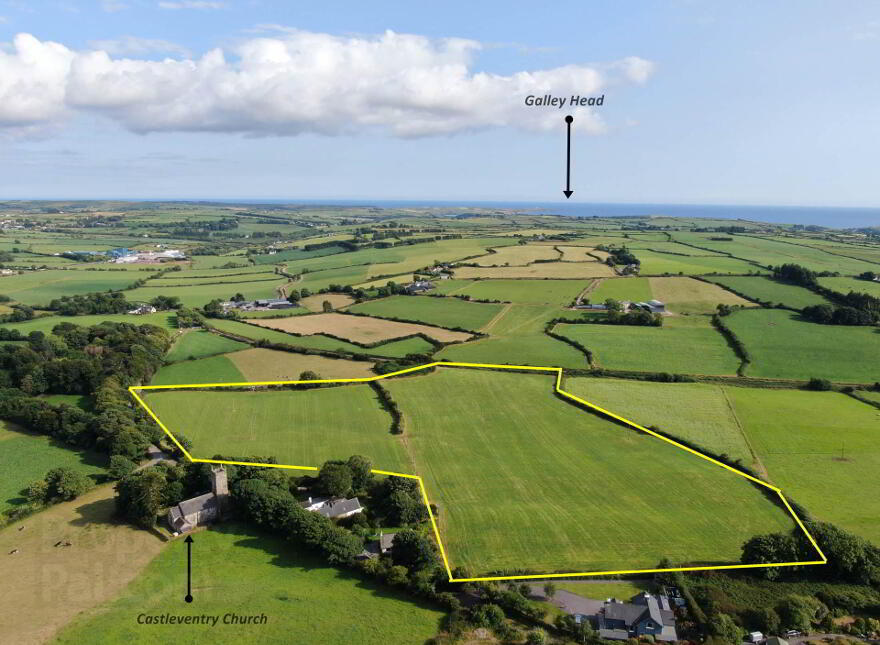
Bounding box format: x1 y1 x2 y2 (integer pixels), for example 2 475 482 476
167 466 229 534
634 300 666 313
302 495 364 519
222 298 297 311
379 531 396 554
127 304 157 315
404 280 435 293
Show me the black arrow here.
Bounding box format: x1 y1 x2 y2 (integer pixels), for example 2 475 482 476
563 115 574 199
184 535 193 603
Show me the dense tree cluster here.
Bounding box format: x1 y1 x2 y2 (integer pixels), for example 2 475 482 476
0 322 170 460
772 263 818 287
48 291 132 316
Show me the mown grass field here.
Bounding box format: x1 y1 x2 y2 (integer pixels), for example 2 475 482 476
472 244 560 266
705 276 830 309
453 262 613 279
0 270 138 306
55 523 445 645
554 580 653 601
648 277 751 314
819 276 880 298
557 245 601 261
437 304 589 368
564 378 756 468
0 422 106 513
383 369 795 575
634 250 765 275
441 279 587 305
299 293 356 311
207 318 436 358
349 295 504 331
248 312 471 344
729 388 880 544
165 330 249 362
555 320 740 375
151 354 245 385
228 348 375 380
0 485 166 645
725 309 880 382
144 385 408 469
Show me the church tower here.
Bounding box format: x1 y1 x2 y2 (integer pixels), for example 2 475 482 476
211 465 229 517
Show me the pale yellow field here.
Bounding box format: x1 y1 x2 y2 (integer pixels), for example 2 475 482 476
648 277 752 314
454 262 615 279
248 312 472 343
299 293 356 312
473 245 561 266
0 485 166 645
557 246 601 261
229 348 375 380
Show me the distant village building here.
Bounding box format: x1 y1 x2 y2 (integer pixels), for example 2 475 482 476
167 466 229 534
404 280 435 294
127 304 157 315
222 298 296 312
302 496 363 519
114 249 186 264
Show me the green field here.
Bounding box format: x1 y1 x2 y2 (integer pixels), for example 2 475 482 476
555 321 740 375
0 422 106 513
207 319 436 358
383 369 795 575
0 270 138 306
437 304 588 368
725 309 880 382
819 276 880 298
671 233 880 275
126 278 288 308
439 279 588 305
55 523 445 645
165 330 249 362
564 378 756 467
144 385 408 469
634 250 765 275
0 312 175 335
555 580 653 601
728 388 880 544
585 277 653 303
349 295 504 331
705 276 830 309
151 355 245 385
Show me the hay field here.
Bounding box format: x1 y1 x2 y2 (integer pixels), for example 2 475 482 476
248 312 471 344
453 262 614 279
228 348 375 380
299 293 356 311
472 244 561 266
648 277 751 314
0 485 165 645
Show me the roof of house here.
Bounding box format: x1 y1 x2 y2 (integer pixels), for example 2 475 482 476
647 299 665 306
379 532 396 551
604 601 649 625
598 628 630 641
175 492 216 518
316 497 362 518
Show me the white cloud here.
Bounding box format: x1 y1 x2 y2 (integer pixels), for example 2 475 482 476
0 30 654 138
157 1 225 9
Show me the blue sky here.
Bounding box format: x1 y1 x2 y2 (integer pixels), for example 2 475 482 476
0 0 878 206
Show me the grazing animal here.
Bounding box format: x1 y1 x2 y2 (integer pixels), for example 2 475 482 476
9 549 19 555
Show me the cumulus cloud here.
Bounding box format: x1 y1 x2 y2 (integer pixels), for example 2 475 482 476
0 30 654 138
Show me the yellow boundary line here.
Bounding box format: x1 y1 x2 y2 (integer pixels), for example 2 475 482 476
129 361 827 582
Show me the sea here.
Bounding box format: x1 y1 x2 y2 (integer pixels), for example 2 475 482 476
210 199 880 230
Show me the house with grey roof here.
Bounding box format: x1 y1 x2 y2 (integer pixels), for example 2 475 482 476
597 592 677 642
379 532 396 554
302 495 364 519
167 466 229 534
404 280 435 294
